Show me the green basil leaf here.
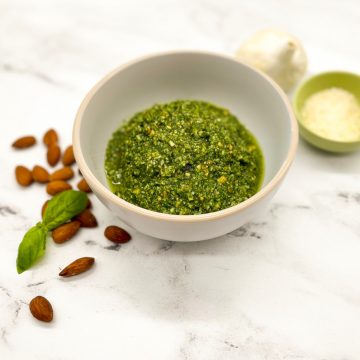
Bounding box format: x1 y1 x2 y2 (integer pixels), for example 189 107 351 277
42 190 88 230
16 223 47 274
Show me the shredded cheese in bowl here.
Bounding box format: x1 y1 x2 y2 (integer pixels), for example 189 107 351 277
301 87 360 142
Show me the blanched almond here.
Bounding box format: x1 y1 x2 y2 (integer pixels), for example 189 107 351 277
62 145 75 166
29 296 53 322
59 257 95 277
46 180 72 195
43 129 58 147
32 165 50 183
15 166 33 186
12 136 36 149
52 221 81 244
49 167 74 181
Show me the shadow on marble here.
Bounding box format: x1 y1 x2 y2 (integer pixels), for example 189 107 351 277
298 137 360 174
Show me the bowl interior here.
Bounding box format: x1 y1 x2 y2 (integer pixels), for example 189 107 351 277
78 52 294 199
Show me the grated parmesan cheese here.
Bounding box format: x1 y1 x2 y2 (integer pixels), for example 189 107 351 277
301 87 360 142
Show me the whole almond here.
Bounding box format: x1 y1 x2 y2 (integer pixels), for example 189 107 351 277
29 296 53 322
104 226 131 244
46 180 72 195
12 136 36 149
86 198 92 209
32 165 50 183
41 200 49 218
75 209 98 228
77 178 92 193
15 165 33 187
59 257 95 277
62 145 75 166
49 167 74 181
52 221 81 244
47 145 61 167
43 129 58 147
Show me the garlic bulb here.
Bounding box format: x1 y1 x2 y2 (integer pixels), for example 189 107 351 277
236 29 307 92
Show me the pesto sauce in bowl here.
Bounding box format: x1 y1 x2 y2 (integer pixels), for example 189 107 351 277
105 100 264 215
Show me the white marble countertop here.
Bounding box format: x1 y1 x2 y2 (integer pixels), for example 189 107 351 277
1 0 360 359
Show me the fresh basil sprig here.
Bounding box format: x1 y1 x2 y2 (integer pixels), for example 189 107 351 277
16 190 88 274
16 224 47 274
42 189 88 230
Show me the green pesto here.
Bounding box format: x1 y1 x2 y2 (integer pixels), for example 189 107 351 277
105 100 264 215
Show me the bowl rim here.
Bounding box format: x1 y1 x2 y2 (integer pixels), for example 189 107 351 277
293 70 360 145
73 50 298 223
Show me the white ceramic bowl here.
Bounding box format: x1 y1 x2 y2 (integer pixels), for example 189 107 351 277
73 51 297 241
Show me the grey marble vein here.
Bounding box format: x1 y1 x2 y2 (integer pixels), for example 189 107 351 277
103 244 121 251
26 281 45 288
0 63 68 88
0 206 17 216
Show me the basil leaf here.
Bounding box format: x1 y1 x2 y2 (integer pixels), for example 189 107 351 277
42 190 88 230
16 224 47 274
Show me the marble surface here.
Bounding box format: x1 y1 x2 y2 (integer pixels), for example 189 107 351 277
1 0 360 359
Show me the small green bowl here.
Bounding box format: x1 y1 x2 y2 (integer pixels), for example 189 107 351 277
293 71 360 153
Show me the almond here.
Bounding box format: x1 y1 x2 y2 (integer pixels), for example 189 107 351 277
41 200 49 218
43 129 58 147
46 180 72 195
52 221 81 244
75 209 98 228
62 145 75 166
29 296 53 322
47 144 61 167
77 178 92 193
59 257 95 277
86 198 92 209
49 167 74 181
12 136 36 149
104 225 131 244
15 165 33 187
32 165 50 183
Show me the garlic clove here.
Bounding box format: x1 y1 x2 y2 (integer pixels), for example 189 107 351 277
236 29 308 92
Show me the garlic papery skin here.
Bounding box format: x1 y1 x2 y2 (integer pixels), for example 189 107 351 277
236 29 308 92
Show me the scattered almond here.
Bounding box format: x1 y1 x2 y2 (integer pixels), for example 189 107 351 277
32 165 50 183
86 198 92 209
49 167 74 181
77 178 92 193
29 296 53 322
41 200 49 218
52 221 81 244
59 257 95 277
104 226 131 244
15 166 33 187
47 144 61 167
43 129 58 147
46 180 72 195
12 136 36 149
62 145 75 166
75 209 98 228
